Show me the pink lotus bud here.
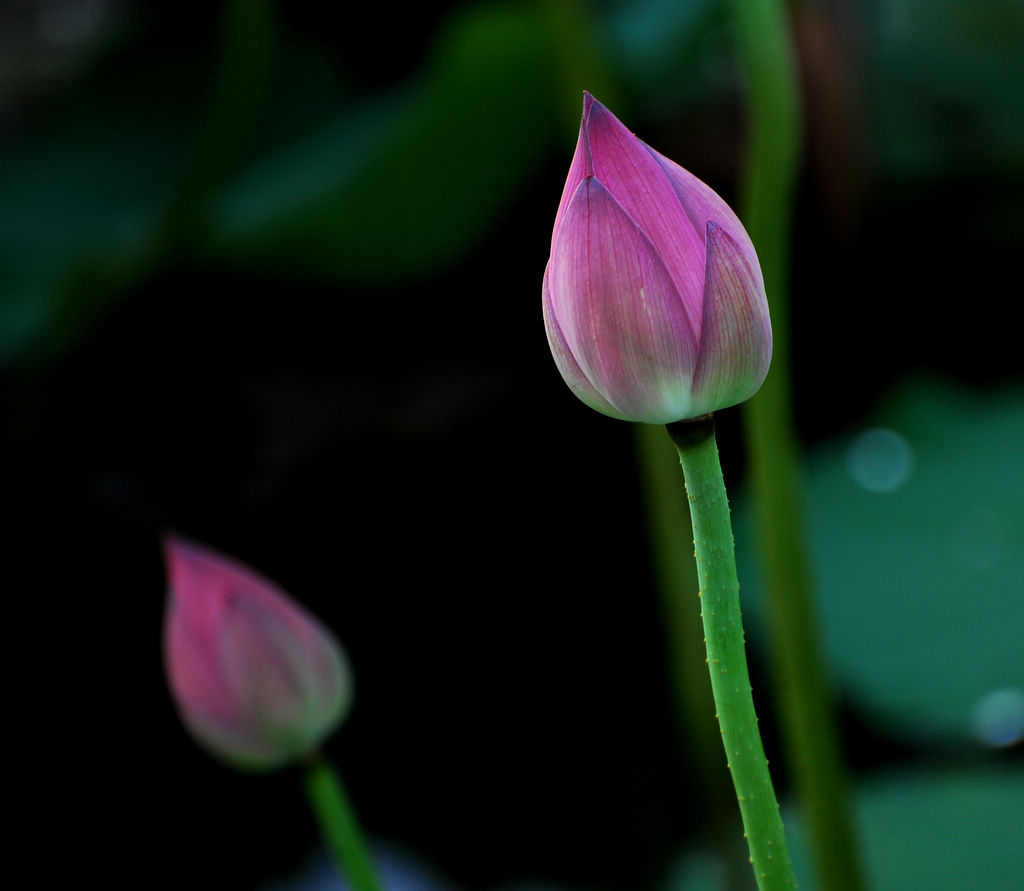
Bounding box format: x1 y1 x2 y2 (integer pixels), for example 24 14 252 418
163 535 353 770
542 93 772 424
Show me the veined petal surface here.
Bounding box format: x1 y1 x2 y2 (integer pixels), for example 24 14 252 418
692 222 773 415
546 178 698 424
582 97 706 333
543 265 631 420
542 93 771 424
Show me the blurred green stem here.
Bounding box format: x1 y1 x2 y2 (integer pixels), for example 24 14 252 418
668 415 796 891
730 0 865 888
303 755 383 891
634 425 717 775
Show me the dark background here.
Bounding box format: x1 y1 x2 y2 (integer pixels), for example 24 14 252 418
4 1 1022 888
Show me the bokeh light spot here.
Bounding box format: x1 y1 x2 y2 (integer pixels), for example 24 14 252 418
971 687 1024 748
845 428 914 493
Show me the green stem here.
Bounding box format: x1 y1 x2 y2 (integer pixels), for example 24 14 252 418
635 423 756 888
729 1 865 888
667 415 796 891
302 755 383 891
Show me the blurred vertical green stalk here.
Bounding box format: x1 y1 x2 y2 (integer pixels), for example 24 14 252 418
729 1 865 889
635 425 720 789
303 755 384 891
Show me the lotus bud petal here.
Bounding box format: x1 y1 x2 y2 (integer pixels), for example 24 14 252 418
162 535 353 770
543 93 772 423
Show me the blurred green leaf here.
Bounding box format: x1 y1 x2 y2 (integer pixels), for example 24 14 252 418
0 94 192 365
599 0 721 112
668 768 1024 890
784 769 1024 890
869 0 1024 178
736 381 1024 740
0 4 568 365
202 4 563 283
0 0 271 368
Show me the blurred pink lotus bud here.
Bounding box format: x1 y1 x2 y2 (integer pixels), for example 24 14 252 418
163 535 353 770
543 93 772 423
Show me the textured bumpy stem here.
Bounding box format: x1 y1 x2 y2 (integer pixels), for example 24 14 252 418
667 415 796 891
729 1 865 888
302 756 383 891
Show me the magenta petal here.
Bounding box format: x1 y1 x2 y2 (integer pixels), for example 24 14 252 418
646 146 749 244
546 178 699 424
550 124 592 253
582 99 706 331
219 595 319 755
162 534 352 770
165 599 251 746
692 222 773 416
543 264 629 420
543 94 772 423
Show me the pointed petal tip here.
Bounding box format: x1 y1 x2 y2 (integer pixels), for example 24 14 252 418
161 529 186 556
161 531 193 574
581 91 605 121
161 531 214 571
581 92 594 128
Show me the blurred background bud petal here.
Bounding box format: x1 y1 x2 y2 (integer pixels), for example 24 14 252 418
163 535 353 771
543 93 772 423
